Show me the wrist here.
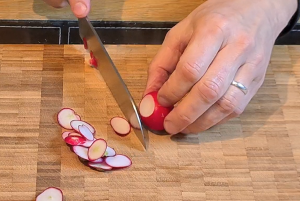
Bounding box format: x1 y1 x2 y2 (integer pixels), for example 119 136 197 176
267 0 298 36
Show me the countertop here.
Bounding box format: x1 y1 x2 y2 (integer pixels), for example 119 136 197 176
0 44 300 200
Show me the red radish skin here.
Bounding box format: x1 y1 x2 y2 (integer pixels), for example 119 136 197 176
64 136 86 146
139 91 173 131
70 120 95 134
88 139 107 161
110 117 131 136
35 187 63 201
57 108 81 130
78 125 94 141
104 154 132 168
89 51 98 68
88 161 113 170
83 38 88 49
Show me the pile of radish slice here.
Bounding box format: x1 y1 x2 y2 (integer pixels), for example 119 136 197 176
57 108 132 171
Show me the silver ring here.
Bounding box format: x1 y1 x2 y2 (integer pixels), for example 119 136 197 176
231 80 248 95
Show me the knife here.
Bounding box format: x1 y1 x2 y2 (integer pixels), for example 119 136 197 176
75 17 149 150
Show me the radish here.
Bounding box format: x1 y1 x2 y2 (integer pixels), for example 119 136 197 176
70 120 95 134
88 161 112 171
89 51 98 68
73 145 89 161
67 132 83 138
139 91 173 131
35 187 63 201
57 108 81 129
64 135 86 146
83 38 88 49
110 117 131 136
78 125 94 141
62 131 71 140
104 154 132 168
88 139 107 161
129 113 141 129
104 146 116 157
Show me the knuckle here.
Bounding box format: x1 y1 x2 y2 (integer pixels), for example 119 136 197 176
217 94 239 113
210 13 230 31
197 79 222 102
177 112 194 126
235 32 255 51
181 61 202 81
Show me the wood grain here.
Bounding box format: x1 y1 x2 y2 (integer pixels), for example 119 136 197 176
0 0 205 21
0 44 300 200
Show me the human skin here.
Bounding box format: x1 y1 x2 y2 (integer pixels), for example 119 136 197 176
45 0 298 135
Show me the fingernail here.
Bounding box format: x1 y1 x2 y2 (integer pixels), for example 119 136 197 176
74 2 87 17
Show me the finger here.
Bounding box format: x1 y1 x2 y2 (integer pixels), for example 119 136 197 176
157 26 224 107
43 0 68 8
143 19 193 96
163 43 250 135
68 0 90 18
181 63 260 134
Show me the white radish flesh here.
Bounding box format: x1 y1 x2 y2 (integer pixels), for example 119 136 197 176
57 108 81 130
139 95 155 117
139 91 173 131
78 125 94 141
35 187 63 201
88 139 107 161
64 136 86 146
88 162 112 170
110 117 131 136
104 146 116 157
70 120 95 134
73 145 89 160
105 154 132 168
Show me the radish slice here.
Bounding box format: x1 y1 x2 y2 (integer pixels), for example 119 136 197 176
93 157 104 163
73 145 89 160
129 113 141 129
78 125 94 141
88 139 107 161
62 131 71 140
70 120 95 134
88 161 112 170
110 117 131 136
89 51 98 68
81 139 95 148
57 108 81 129
64 136 86 146
104 154 132 168
67 132 83 137
139 91 173 131
104 146 116 157
35 187 63 201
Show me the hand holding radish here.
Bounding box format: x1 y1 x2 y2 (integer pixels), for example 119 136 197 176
143 0 297 135
43 0 90 18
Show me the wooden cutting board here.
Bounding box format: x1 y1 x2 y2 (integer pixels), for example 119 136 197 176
0 44 300 201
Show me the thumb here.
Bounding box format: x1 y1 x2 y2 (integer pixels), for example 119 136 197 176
143 20 192 97
68 0 90 18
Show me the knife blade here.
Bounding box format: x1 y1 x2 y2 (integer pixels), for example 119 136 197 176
77 17 149 150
